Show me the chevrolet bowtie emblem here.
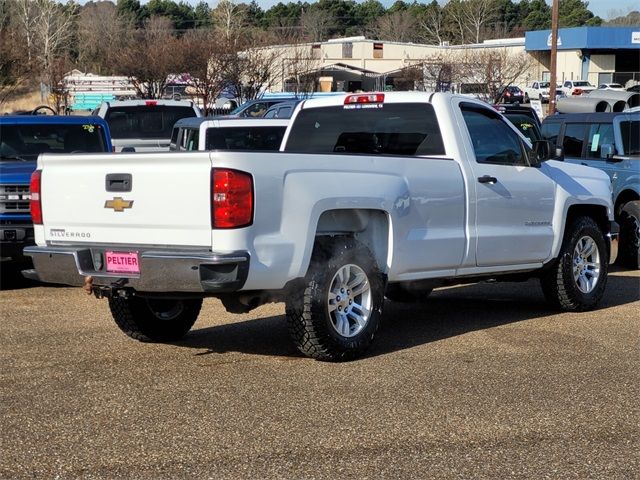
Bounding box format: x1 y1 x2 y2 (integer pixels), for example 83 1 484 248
104 197 133 212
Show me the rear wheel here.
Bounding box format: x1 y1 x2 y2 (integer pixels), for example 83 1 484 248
617 201 640 269
541 216 608 311
286 238 385 361
108 296 202 342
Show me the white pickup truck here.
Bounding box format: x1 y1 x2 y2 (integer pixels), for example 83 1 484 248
25 92 619 361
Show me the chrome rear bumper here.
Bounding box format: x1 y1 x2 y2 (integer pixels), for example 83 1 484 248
23 245 249 293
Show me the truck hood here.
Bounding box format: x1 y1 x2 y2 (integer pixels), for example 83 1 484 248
0 160 37 184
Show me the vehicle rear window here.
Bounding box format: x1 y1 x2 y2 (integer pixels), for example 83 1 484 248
620 121 640 155
206 126 286 151
0 123 108 160
284 103 445 156
105 106 197 139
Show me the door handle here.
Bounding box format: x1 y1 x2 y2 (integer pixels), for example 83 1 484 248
478 175 497 184
106 173 132 192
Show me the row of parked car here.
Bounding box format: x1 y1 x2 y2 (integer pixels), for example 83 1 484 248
1 93 638 270
494 80 637 105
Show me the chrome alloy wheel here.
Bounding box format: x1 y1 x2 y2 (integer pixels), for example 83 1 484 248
146 299 186 321
327 264 372 338
573 235 601 294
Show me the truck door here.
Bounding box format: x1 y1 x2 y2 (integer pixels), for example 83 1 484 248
459 103 556 266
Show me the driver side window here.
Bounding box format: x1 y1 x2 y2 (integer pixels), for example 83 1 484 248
461 105 527 166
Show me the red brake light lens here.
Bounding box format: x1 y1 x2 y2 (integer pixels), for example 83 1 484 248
145 100 157 106
344 93 385 104
212 169 253 229
30 169 42 225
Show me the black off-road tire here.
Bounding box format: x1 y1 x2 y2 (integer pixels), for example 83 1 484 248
617 201 640 269
285 237 385 361
540 216 608 311
108 296 202 342
385 283 433 303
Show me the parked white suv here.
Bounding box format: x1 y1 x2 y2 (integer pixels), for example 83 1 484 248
96 99 202 152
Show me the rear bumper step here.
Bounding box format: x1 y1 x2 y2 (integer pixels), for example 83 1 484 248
23 246 249 293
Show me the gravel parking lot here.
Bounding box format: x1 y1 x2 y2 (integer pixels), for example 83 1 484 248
1 264 638 479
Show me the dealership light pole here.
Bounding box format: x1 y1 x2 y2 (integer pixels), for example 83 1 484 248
548 0 560 115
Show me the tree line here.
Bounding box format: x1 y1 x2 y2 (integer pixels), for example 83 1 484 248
0 0 636 107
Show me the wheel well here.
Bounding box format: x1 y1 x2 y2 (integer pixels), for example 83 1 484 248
565 204 609 235
315 209 389 273
614 190 640 218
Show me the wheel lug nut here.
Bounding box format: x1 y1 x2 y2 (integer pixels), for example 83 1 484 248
336 296 341 301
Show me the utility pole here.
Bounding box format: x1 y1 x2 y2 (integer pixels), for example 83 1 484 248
548 0 559 115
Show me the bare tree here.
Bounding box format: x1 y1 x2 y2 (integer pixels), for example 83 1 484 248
180 30 239 114
113 16 185 99
213 0 245 45
300 7 334 42
76 1 131 75
227 38 284 101
0 1 34 104
32 0 76 89
8 0 39 62
419 5 446 45
420 48 533 101
369 10 419 42
281 43 322 94
461 0 498 44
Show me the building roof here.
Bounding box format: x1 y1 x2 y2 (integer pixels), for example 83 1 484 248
525 26 640 51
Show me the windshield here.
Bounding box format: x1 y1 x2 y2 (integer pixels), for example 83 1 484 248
0 123 108 160
574 81 592 87
105 105 197 139
539 82 550 88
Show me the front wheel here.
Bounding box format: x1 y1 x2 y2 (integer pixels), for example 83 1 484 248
108 296 202 342
286 238 385 361
617 201 640 269
540 216 608 311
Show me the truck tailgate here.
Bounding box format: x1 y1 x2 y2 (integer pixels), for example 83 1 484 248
39 152 213 247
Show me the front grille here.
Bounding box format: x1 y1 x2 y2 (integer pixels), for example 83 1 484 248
0 185 30 214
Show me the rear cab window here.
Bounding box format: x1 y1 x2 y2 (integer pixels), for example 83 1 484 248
206 126 286 151
284 103 445 156
105 105 197 139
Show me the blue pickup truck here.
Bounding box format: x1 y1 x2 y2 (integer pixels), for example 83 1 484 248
0 115 112 262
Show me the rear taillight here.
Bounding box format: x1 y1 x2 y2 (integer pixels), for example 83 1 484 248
344 93 385 104
145 100 157 106
30 169 42 224
573 89 583 95
212 169 253 229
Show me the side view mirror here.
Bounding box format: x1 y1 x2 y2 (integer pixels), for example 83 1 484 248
121 146 136 153
532 139 553 164
600 143 618 161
